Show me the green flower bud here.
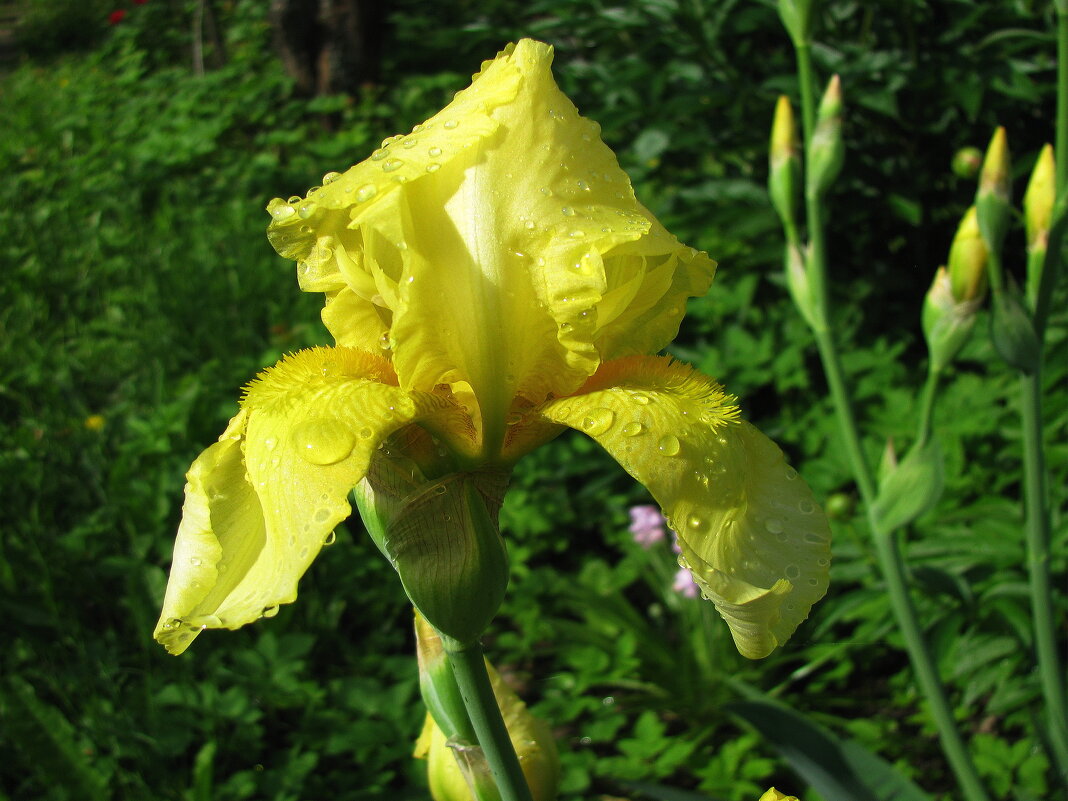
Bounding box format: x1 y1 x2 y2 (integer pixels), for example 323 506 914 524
807 75 843 197
769 95 801 230
354 463 510 645
872 438 944 532
991 289 1040 375
951 147 983 180
923 267 979 374
784 242 819 330
975 127 1011 255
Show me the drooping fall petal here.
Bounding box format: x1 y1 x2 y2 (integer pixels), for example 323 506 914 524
538 356 831 659
153 347 455 654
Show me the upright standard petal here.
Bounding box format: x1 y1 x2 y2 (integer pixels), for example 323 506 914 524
266 39 715 458
153 347 455 654
537 356 831 659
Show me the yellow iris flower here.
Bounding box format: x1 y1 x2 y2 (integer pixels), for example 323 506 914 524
154 39 830 659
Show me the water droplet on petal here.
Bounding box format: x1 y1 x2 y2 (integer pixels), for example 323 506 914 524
630 393 651 405
355 183 377 203
561 206 575 216
784 466 799 480
798 500 815 514
443 119 459 129
581 408 615 436
370 148 388 161
297 201 317 219
765 518 784 534
323 530 337 545
658 434 681 456
292 418 355 465
426 163 441 173
382 159 403 172
378 331 392 350
621 421 644 437
428 146 442 157
262 605 280 618
784 564 801 581
688 514 706 532
189 557 202 566
322 171 342 184
270 204 296 221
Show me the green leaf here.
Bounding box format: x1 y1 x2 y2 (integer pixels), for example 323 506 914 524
1 677 109 801
727 698 934 801
616 779 731 801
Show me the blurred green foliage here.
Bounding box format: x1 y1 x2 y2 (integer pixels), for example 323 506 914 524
0 1 1065 800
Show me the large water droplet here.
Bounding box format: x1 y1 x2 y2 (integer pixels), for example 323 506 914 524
292 418 355 465
298 200 317 219
581 408 615 436
630 393 651 405
322 171 342 184
270 204 296 221
658 434 681 456
621 421 644 437
356 184 377 203
370 148 388 161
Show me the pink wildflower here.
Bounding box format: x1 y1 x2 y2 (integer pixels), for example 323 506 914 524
673 567 699 598
628 504 666 548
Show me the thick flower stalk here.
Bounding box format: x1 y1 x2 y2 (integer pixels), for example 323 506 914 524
154 39 831 661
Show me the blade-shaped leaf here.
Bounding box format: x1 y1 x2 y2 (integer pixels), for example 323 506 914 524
727 698 933 801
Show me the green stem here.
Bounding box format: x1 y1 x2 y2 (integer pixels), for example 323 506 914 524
442 638 534 801
1058 10 1068 193
1020 371 1068 782
792 38 992 801
915 368 940 449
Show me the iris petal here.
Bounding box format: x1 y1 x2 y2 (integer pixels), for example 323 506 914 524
153 347 455 654
537 356 831 659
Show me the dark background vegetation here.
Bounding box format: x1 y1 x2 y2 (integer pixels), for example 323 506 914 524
0 1 1064 799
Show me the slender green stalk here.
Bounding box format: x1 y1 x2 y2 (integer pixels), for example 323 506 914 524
915 369 940 449
442 638 534 801
1013 6 1068 784
792 39 992 801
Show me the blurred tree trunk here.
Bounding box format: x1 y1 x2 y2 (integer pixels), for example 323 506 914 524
269 0 385 96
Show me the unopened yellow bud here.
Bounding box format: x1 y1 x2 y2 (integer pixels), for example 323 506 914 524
759 789 800 801
807 74 844 196
947 206 988 302
769 96 800 228
975 126 1011 253
414 663 560 801
1024 144 1054 253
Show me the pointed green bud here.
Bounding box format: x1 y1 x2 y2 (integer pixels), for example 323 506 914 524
415 611 473 744
354 465 510 645
990 288 1040 374
784 242 820 330
769 96 801 230
975 127 1011 255
807 74 844 197
778 0 816 45
922 267 979 373
872 437 944 532
947 206 988 302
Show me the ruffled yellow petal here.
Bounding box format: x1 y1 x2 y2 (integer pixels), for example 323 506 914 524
266 39 714 459
153 347 455 654
538 356 831 659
